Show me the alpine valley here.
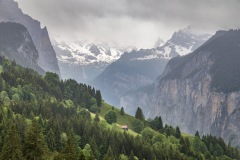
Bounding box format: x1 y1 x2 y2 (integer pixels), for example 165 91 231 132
92 27 211 106
121 29 240 147
0 0 239 159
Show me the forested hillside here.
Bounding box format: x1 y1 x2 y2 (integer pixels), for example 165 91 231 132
0 55 239 160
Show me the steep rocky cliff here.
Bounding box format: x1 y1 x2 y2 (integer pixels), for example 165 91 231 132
0 0 60 75
93 27 210 107
121 29 240 147
0 22 44 74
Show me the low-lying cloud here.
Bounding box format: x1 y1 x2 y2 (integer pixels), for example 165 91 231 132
16 0 240 48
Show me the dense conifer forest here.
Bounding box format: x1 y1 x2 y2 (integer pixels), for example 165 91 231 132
0 55 239 160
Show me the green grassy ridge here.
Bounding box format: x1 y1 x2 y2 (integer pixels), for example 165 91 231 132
96 101 196 138
98 102 135 129
89 102 139 136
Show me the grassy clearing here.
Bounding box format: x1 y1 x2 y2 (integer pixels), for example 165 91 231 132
90 102 139 136
98 102 136 129
182 132 191 137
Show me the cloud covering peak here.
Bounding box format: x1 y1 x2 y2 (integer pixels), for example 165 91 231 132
16 0 240 48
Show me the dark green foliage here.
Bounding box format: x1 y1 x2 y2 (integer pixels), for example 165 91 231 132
202 134 240 159
134 107 145 121
95 90 102 107
120 107 125 115
195 131 200 138
175 126 181 138
90 104 99 113
180 137 191 155
79 109 91 121
149 116 163 130
44 72 60 86
79 151 86 160
104 111 117 124
132 119 144 133
60 134 79 160
0 124 23 160
94 114 100 123
129 150 135 160
103 147 115 160
24 119 48 160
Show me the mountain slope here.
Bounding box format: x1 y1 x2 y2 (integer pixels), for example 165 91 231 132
0 0 60 75
121 29 240 147
0 55 238 159
93 27 211 107
53 41 131 83
0 22 44 74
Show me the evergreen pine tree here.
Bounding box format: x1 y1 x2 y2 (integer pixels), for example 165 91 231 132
79 151 86 160
0 124 23 160
135 107 145 121
60 133 79 160
129 150 135 160
89 137 100 159
195 131 200 138
46 128 56 151
121 146 126 155
156 116 163 130
95 90 102 107
82 144 95 160
24 119 48 160
94 114 100 123
175 126 181 138
120 107 125 115
103 146 115 160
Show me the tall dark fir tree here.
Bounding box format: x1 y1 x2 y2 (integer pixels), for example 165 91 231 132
95 90 102 107
135 107 145 121
0 124 23 160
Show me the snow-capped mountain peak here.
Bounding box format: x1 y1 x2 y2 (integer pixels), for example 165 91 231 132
154 38 165 48
166 26 211 56
53 40 131 65
53 39 135 83
127 27 211 62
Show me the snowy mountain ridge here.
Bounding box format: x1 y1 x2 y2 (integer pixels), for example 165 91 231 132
130 27 211 61
54 40 134 66
91 27 212 107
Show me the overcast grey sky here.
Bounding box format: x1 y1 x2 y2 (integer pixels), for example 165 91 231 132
16 0 240 48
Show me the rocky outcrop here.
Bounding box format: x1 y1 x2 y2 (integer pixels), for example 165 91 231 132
0 22 44 74
121 30 240 147
0 0 60 75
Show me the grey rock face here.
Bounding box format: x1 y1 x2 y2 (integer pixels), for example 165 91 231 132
121 30 240 147
0 22 44 74
0 0 60 75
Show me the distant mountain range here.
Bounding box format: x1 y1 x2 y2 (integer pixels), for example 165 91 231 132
121 29 240 147
53 40 134 83
0 0 60 75
92 27 211 106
